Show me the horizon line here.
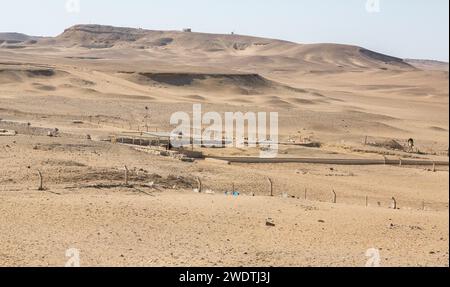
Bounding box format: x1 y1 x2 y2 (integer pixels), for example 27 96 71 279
1 23 449 63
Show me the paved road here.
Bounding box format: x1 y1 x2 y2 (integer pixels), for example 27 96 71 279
210 157 449 166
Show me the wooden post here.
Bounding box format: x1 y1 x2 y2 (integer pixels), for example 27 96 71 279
268 178 273 197
432 162 436 172
37 170 44 191
196 177 202 193
124 165 129 186
399 158 402 167
365 196 369 207
332 190 337 204
391 197 397 210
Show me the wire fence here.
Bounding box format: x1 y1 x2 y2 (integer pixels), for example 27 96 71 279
197 175 449 212
1 166 448 212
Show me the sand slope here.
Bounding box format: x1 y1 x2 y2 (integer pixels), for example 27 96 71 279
0 24 448 267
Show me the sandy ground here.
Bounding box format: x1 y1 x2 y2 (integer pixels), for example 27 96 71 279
0 135 448 267
0 25 448 266
1 190 448 267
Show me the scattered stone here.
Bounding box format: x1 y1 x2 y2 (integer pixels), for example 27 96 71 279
204 189 215 195
47 128 59 137
180 157 195 163
409 225 424 231
265 218 275 227
0 129 17 136
160 151 170 157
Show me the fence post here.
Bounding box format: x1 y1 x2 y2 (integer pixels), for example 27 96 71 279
332 190 337 204
196 177 203 193
37 170 44 191
124 165 129 186
365 196 369 207
391 197 397 210
268 178 273 197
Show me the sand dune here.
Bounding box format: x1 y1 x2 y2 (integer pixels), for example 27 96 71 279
33 25 415 72
0 24 448 145
0 24 448 267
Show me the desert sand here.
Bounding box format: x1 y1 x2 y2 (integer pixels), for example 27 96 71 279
0 25 448 267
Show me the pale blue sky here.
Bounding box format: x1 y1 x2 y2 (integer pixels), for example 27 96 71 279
1 0 448 61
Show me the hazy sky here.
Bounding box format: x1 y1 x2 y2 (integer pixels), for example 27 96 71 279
1 0 449 61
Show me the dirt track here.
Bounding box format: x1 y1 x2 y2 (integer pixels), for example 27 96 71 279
211 156 449 166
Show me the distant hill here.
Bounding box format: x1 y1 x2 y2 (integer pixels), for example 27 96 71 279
10 25 449 73
0 32 40 42
0 32 42 47
42 24 414 71
405 59 449 71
